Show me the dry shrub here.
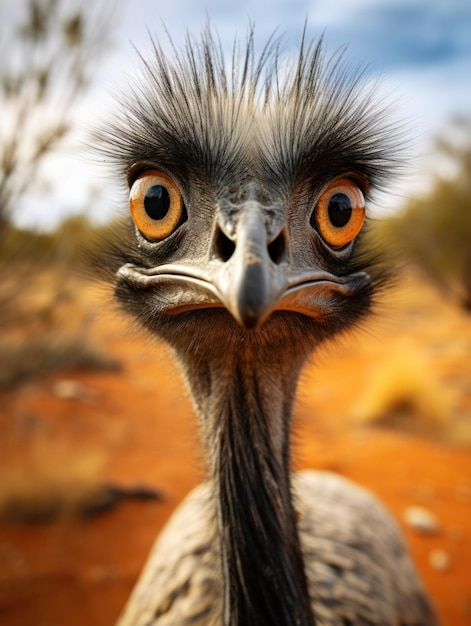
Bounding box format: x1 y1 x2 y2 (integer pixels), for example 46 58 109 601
0 223 120 389
0 436 107 521
351 341 452 436
0 334 119 390
375 117 471 312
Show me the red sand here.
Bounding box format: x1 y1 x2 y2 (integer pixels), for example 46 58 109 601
0 279 470 625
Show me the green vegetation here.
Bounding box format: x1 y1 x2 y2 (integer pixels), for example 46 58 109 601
0 0 120 389
0 0 117 232
377 117 471 311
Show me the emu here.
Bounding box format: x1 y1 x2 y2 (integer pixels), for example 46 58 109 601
96 28 440 626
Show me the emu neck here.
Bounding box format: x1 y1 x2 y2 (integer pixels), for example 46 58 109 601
178 336 315 626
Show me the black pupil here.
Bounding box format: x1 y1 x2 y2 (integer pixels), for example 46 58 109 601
144 185 170 220
328 193 352 228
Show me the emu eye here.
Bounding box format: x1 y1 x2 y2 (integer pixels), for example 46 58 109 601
129 170 184 240
313 179 365 248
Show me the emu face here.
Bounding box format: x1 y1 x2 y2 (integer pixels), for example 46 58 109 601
98 31 397 356
118 170 370 330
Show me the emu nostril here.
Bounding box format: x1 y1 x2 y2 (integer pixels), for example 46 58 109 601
216 227 236 262
268 231 286 264
215 225 285 265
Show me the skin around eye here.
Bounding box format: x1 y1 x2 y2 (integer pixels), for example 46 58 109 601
314 179 366 248
129 170 184 241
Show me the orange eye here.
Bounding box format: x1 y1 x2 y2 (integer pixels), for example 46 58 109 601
129 170 184 241
314 179 365 248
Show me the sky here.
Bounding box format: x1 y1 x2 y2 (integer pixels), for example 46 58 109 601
4 0 471 229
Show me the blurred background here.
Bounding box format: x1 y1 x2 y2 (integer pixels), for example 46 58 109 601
0 1 470 625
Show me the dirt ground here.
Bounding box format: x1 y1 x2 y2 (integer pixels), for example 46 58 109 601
0 274 470 625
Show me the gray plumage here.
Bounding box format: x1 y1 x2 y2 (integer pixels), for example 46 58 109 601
117 472 437 625
96 27 440 626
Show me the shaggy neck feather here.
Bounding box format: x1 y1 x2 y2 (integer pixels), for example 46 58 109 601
179 341 315 626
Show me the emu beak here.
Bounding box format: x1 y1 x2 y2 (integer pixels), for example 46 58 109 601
117 203 370 329
213 204 285 329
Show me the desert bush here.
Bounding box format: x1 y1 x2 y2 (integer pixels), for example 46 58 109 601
0 1 123 387
377 117 471 311
0 0 118 232
0 436 106 521
0 329 119 390
0 217 121 389
0 214 111 268
0 433 162 521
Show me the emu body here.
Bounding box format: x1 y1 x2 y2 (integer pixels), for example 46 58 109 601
96 28 440 626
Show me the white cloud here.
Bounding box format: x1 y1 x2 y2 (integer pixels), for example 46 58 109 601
6 0 471 229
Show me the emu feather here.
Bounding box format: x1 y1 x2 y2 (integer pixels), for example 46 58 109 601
96 27 439 626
